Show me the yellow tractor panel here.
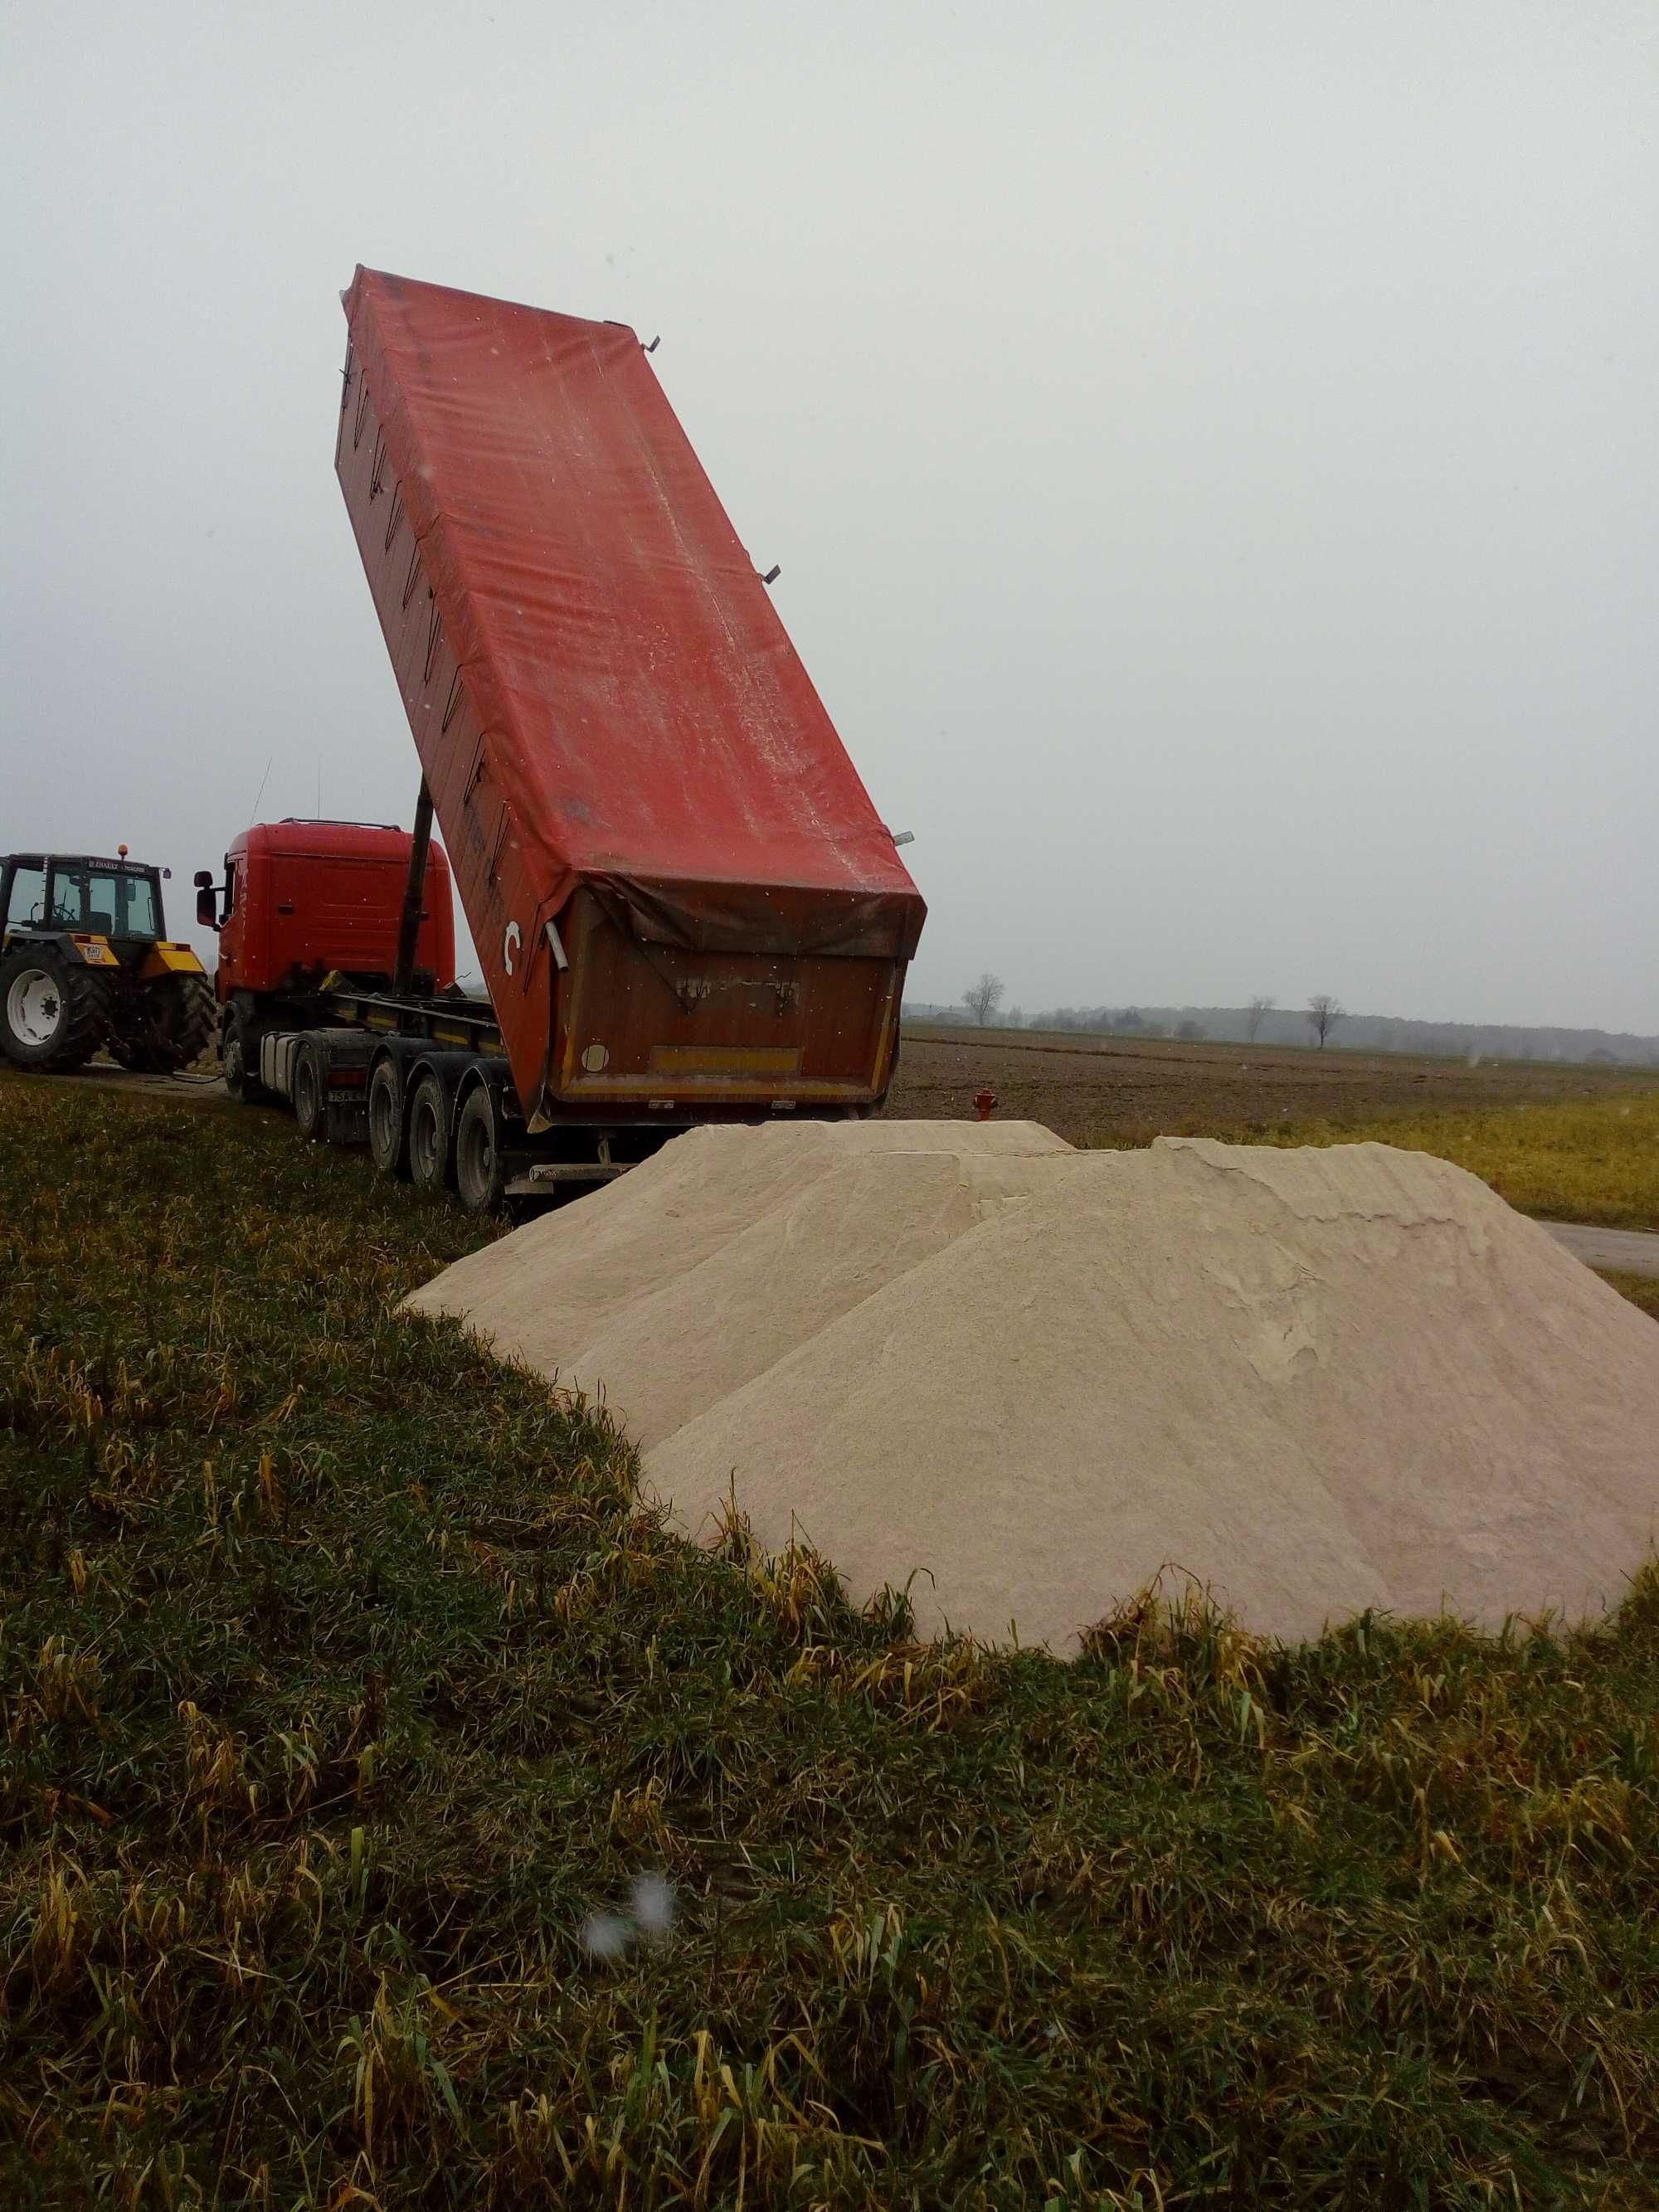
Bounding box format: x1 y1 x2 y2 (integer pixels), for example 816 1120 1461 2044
139 942 208 980
68 935 121 968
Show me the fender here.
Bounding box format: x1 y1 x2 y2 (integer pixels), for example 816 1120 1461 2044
2 929 121 970
139 941 208 981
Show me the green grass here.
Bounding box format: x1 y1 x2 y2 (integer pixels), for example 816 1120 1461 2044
1259 1093 1659 1232
4 1072 1659 2207
1596 1271 1659 1324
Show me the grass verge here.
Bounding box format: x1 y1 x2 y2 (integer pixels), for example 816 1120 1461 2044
1595 1271 1659 1324
1248 1093 1659 1233
3 1071 1659 2207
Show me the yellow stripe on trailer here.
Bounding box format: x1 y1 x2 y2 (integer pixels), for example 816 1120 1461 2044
648 1044 805 1077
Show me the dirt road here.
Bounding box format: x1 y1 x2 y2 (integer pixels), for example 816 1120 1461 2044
1545 1223 1659 1281
22 1051 1658 1283
36 1062 229 1103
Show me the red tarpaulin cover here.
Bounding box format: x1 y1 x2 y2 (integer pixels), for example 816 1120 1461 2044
339 268 924 962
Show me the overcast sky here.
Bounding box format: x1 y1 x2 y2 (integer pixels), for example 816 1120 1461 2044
5 2 1655 1029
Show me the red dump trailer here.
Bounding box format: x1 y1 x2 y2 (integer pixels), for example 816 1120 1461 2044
198 269 924 1210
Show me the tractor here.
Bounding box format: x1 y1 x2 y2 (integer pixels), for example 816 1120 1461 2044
0 848 216 1075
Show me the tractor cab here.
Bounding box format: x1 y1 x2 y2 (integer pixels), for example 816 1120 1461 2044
8 854 165 943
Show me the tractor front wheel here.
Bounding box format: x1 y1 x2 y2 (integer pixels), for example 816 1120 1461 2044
0 951 112 1071
134 973 216 1075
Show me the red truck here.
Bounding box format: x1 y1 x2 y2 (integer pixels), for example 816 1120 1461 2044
197 269 924 1211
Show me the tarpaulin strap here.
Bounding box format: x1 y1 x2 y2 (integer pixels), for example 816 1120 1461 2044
586 886 700 1010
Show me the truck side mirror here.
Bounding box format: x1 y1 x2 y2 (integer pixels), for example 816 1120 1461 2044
194 873 219 929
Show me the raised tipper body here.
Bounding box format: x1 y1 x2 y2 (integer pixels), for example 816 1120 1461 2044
198 270 924 1211
334 267 924 1130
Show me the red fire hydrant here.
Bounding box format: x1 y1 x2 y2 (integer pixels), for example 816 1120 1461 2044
974 1087 997 1121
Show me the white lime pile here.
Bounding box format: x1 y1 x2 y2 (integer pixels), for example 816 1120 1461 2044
406 1122 1659 1649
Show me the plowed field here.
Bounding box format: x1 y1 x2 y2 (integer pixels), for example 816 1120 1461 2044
886 1022 1659 1148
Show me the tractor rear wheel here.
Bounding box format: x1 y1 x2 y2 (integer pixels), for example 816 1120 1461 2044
0 951 112 1071
135 973 216 1075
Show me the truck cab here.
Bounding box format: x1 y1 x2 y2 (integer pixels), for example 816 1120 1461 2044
202 819 455 1001
199 818 457 1109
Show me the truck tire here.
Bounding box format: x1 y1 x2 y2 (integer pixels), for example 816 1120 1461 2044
0 951 112 1071
222 1021 270 1106
292 1041 327 1141
135 973 217 1075
455 1086 508 1215
367 1057 410 1179
407 1072 456 1192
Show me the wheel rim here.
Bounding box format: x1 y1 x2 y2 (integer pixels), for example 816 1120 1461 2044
412 1098 438 1180
6 969 65 1048
296 1058 318 1127
460 1111 493 1198
370 1070 400 1161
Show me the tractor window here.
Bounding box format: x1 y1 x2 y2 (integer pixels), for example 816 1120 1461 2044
5 865 45 927
45 867 159 938
115 873 158 936
47 871 85 928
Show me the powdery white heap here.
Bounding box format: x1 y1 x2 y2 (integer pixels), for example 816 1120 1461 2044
405 1119 1072 1447
407 1124 1659 1650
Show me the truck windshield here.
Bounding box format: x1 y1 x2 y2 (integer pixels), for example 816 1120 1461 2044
46 867 159 938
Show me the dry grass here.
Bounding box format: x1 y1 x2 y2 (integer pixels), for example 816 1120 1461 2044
3 1068 1659 2206
1257 1093 1659 1233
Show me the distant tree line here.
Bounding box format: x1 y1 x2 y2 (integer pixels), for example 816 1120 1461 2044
917 994 1659 1066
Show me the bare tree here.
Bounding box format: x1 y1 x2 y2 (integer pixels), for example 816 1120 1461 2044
1244 994 1276 1042
1306 994 1344 1049
961 972 1005 1027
